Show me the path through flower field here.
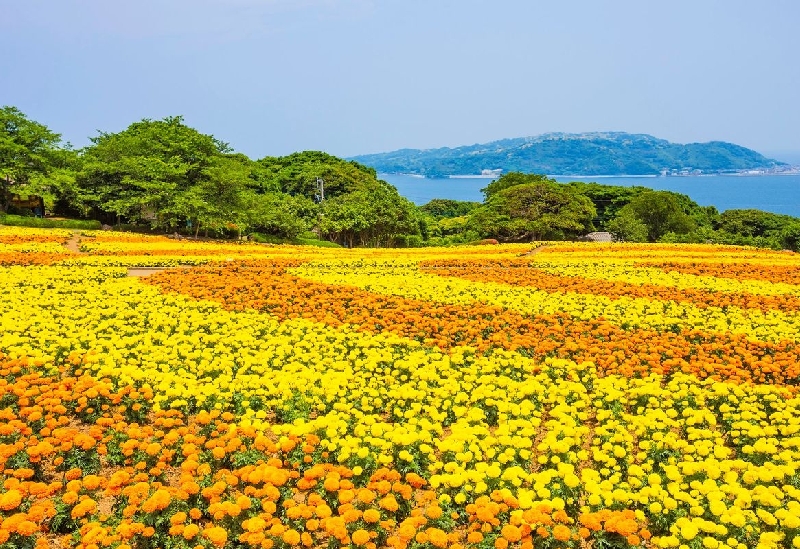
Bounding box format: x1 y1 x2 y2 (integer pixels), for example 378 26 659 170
2 227 800 549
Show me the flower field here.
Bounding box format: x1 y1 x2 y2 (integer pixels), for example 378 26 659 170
3 228 800 549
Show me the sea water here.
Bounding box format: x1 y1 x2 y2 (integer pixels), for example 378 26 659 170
380 173 800 218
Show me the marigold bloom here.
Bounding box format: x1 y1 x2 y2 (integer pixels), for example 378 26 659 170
552 525 571 542
363 509 381 523
183 524 200 540
204 526 228 547
352 529 372 546
282 529 301 546
0 490 23 511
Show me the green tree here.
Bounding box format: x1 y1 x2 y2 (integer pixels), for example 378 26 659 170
714 209 792 238
780 222 800 252
257 151 379 201
419 199 481 219
481 172 556 200
76 116 234 229
170 154 253 236
469 180 596 242
319 182 421 247
0 106 63 212
606 209 648 242
565 182 648 228
244 192 315 239
612 190 695 242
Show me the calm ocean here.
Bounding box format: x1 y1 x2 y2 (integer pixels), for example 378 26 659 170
380 173 800 218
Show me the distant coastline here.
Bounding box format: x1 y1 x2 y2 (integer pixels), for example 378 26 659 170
379 172 800 218
388 171 800 180
353 132 790 178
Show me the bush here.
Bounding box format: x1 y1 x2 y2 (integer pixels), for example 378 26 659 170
249 232 341 248
395 234 424 248
248 232 285 244
294 238 341 248
0 214 101 230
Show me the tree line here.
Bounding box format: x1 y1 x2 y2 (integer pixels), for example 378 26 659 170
2 106 799 250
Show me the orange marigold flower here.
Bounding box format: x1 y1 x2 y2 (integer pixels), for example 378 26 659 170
0 490 23 511
82 475 102 491
363 509 381 523
425 506 442 520
142 489 172 513
204 526 228 547
379 495 399 513
552 525 571 542
357 489 376 504
15 520 39 536
339 490 355 504
282 529 301 546
427 528 448 548
352 529 372 546
502 524 522 543
71 499 97 519
183 524 200 540
65 468 83 481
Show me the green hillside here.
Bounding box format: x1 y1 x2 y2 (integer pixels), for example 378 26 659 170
351 132 784 176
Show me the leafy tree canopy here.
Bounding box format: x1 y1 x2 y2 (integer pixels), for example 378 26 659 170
256 151 379 201
320 181 421 247
0 106 63 211
76 116 241 230
609 190 695 242
714 209 796 238
481 172 556 200
470 180 596 242
419 199 481 219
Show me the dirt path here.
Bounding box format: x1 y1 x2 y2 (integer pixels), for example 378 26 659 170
64 232 82 254
127 267 172 278
522 244 549 256
63 231 173 277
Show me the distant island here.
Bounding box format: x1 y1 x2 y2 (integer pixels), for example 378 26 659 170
350 132 790 177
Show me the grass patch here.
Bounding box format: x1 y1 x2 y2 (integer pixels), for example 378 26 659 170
249 232 342 248
0 214 101 230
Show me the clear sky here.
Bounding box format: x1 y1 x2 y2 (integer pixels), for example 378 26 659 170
2 0 799 161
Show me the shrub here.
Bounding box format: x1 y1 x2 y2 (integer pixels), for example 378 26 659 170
0 214 101 230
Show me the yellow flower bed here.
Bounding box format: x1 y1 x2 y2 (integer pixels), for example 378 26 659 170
1 228 800 549
290 260 800 343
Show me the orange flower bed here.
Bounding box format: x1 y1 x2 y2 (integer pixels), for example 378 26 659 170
145 261 800 386
0 355 498 549
419 258 800 313
0 252 72 266
642 261 800 286
0 234 69 245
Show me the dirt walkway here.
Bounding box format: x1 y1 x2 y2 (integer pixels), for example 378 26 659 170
63 231 172 277
522 244 549 256
127 267 171 278
64 232 82 254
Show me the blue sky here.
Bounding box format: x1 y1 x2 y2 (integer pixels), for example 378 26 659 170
2 0 799 161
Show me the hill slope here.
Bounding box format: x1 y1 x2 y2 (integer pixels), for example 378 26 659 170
350 132 784 176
